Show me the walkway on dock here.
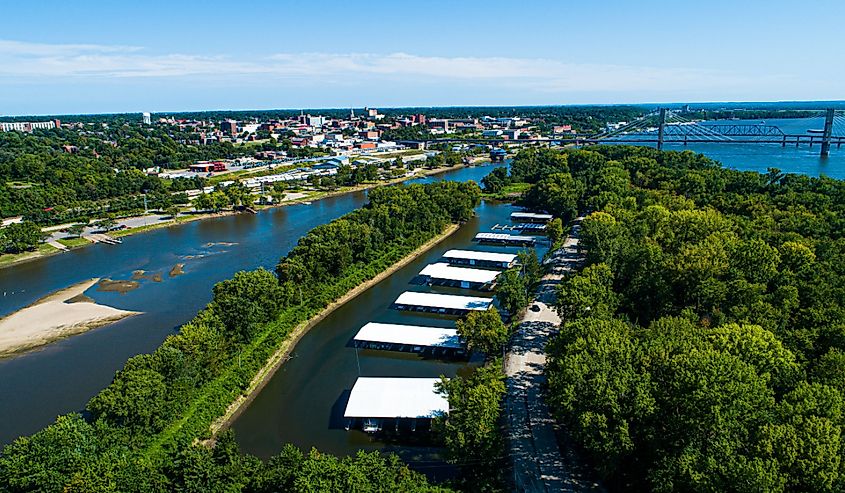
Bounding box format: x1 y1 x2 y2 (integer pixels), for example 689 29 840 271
504 218 603 492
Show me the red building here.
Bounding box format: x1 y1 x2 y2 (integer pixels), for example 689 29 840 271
220 120 238 135
189 161 227 173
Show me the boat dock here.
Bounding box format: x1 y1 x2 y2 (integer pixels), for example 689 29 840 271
441 249 517 269
352 322 464 356
474 232 537 246
510 212 553 223
393 291 492 315
491 222 547 232
85 234 122 245
418 262 500 290
344 377 449 432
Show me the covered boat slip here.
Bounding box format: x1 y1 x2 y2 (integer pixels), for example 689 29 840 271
510 211 553 223
352 322 465 356
418 262 500 290
344 377 448 432
441 249 517 269
474 232 538 246
393 291 493 315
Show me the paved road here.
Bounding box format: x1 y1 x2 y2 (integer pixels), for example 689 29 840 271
504 220 603 492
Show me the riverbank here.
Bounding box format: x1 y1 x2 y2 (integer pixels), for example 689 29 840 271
0 163 473 272
0 278 140 357
203 222 462 444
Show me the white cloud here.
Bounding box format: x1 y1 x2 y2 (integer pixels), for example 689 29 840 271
0 39 778 95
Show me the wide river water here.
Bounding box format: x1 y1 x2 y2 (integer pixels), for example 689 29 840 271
656 117 845 180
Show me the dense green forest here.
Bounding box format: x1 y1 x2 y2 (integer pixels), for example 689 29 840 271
0 125 325 222
0 181 480 492
0 126 234 221
489 145 845 491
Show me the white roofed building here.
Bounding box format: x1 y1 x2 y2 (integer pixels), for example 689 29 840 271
418 262 500 290
441 249 517 269
393 291 492 315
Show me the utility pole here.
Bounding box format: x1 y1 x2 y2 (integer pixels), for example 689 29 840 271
820 108 835 158
657 108 666 151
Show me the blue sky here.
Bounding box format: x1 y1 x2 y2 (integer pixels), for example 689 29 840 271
1 0 843 115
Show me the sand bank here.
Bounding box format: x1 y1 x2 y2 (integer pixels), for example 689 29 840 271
0 278 140 357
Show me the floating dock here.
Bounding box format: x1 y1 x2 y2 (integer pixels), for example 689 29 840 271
441 249 517 269
418 262 500 289
474 232 537 246
352 322 464 355
393 291 492 315
344 377 449 432
491 223 547 232
510 212 553 223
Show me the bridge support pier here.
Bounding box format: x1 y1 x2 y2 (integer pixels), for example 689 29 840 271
782 136 786 147
657 108 666 151
821 108 835 157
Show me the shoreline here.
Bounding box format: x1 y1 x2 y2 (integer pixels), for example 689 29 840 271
0 278 141 357
0 163 476 272
202 222 462 444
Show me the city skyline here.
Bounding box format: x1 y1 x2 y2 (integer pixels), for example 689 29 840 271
2 0 844 115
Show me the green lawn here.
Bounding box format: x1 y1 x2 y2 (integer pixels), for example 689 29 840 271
482 182 531 200
0 243 59 268
57 237 92 248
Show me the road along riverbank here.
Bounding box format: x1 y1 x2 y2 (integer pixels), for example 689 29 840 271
0 278 140 357
203 223 461 444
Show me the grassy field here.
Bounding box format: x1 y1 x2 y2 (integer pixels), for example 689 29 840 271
0 243 59 268
482 182 531 200
57 237 92 248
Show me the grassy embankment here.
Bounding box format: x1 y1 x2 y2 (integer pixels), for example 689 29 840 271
143 222 462 460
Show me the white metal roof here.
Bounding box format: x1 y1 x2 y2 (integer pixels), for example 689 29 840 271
353 322 462 348
419 263 500 284
344 377 449 418
442 249 517 264
511 212 553 220
394 291 492 311
475 232 536 242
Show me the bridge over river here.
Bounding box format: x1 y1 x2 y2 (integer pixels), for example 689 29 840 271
408 108 845 158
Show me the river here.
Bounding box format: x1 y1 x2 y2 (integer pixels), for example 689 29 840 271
0 164 500 446
658 117 845 180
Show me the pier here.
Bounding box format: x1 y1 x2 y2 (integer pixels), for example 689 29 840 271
344 377 449 432
418 262 500 290
393 291 492 315
441 249 517 269
474 232 537 246
352 322 464 356
510 212 553 223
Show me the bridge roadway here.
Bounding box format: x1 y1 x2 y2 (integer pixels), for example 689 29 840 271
407 135 845 146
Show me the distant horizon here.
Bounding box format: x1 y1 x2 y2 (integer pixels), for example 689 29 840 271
3 99 845 120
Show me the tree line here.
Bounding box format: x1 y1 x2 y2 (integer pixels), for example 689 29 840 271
489 145 845 492
0 181 480 492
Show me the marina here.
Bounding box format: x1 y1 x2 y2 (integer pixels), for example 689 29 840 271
231 196 547 465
